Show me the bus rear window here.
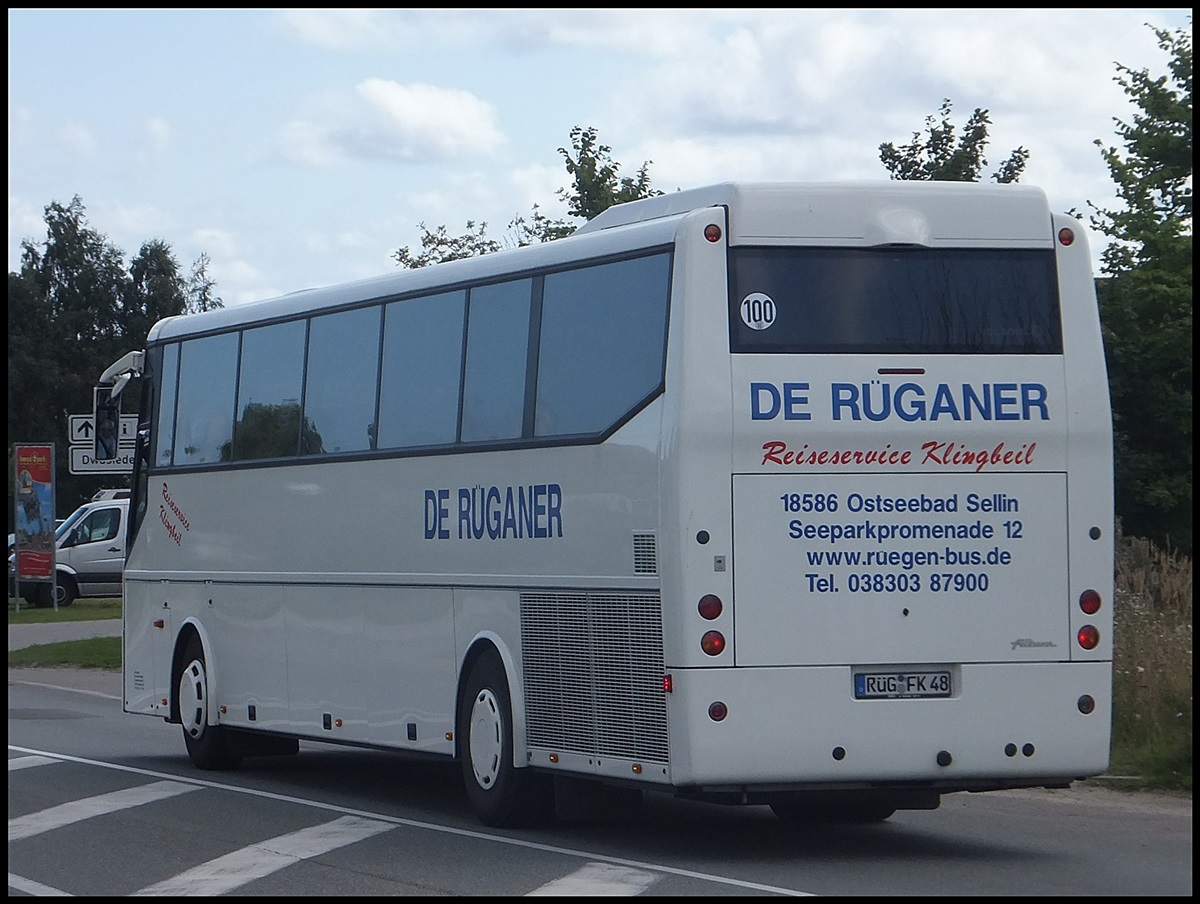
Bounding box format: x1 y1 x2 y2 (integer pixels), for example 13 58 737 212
729 246 1063 354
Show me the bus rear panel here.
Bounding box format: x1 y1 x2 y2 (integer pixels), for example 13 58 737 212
649 183 1112 798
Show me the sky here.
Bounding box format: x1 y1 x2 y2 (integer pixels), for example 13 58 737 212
7 8 1192 307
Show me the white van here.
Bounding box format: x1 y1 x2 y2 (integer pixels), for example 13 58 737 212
9 495 129 607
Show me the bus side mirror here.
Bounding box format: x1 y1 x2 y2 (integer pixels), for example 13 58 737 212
94 386 120 461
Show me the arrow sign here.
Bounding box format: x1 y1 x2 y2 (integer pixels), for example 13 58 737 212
70 414 138 445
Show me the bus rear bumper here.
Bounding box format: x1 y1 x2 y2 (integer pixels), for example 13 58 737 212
664 661 1111 791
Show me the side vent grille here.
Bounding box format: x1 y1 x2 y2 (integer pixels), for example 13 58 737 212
632 532 657 574
521 591 668 763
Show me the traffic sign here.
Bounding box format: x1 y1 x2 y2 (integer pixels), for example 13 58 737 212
69 414 138 445
69 446 135 474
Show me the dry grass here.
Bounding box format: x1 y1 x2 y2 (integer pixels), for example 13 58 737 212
1110 526 1193 789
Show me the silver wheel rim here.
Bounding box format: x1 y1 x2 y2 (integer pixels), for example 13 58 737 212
468 688 503 789
180 658 207 740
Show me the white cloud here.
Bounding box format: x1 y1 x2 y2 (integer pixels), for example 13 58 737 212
271 79 504 166
59 122 98 157
276 9 409 50
355 79 505 157
143 118 172 156
7 195 47 257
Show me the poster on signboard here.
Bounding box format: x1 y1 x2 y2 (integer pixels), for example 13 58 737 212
14 444 56 584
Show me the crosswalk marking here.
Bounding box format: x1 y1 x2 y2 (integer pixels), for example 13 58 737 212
7 871 72 896
8 780 200 842
131 815 394 896
8 755 64 771
527 861 660 895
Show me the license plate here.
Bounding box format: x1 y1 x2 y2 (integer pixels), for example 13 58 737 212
854 670 952 699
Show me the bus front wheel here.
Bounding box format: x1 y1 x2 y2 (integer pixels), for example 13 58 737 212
178 635 241 770
459 652 554 828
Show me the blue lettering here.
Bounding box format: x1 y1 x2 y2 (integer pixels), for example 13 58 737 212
895 383 928 421
547 484 563 537
458 489 471 539
751 382 781 420
502 487 518 538
471 486 486 539
424 490 438 539
831 383 860 420
962 383 991 419
782 382 811 420
1022 383 1049 420
861 383 891 422
519 486 534 536
993 383 1019 420
435 482 566 540
486 485 502 539
534 485 547 538
928 384 961 421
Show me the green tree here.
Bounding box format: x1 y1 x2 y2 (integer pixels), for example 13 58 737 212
879 98 1030 182
392 220 501 269
393 125 659 268
8 197 218 524
555 125 662 221
1089 21 1192 553
184 252 223 315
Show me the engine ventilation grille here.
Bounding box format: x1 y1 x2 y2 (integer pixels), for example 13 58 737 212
632 532 657 574
521 591 668 764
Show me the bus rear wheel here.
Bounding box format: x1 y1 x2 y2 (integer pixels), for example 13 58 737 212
459 652 554 828
178 635 241 770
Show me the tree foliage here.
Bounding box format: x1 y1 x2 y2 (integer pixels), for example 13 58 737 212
7 196 222 522
393 125 660 268
1089 21 1192 553
879 98 1030 182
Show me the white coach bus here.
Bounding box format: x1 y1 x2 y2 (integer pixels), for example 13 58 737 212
101 181 1114 827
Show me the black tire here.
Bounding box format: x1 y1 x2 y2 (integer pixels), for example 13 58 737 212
459 652 554 828
177 635 241 770
770 793 896 824
53 575 77 607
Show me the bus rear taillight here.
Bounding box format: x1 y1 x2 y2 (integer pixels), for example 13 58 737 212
1077 625 1100 650
698 594 723 619
1079 589 1102 614
704 224 722 243
701 630 726 656
1058 226 1076 246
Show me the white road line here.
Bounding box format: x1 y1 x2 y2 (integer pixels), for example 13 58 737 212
527 861 660 895
8 745 811 895
8 755 63 771
131 815 394 896
7 871 73 896
8 780 200 842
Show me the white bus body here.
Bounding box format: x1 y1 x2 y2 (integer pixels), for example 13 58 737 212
111 181 1113 826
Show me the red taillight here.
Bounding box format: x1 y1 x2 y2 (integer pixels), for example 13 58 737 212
708 701 728 721
704 224 722 243
1058 226 1075 246
662 674 673 693
1077 624 1100 650
698 594 723 620
1079 589 1102 615
701 630 726 656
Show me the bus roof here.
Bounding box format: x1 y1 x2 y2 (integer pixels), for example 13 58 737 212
574 180 1054 244
146 180 1056 345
